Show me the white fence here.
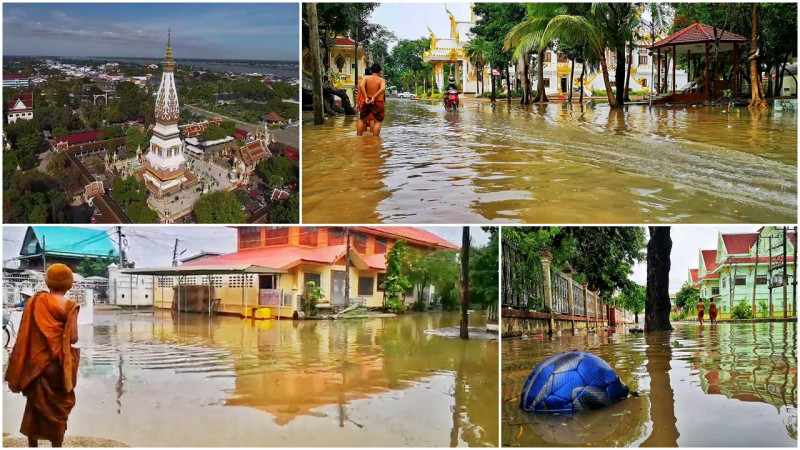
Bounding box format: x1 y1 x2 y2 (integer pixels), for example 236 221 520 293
3 272 103 324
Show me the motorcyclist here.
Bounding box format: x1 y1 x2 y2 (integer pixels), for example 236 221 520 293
444 76 460 110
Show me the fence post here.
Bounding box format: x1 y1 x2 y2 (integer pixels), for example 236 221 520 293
599 294 604 326
591 289 599 327
583 282 589 329
563 263 575 331
540 248 554 334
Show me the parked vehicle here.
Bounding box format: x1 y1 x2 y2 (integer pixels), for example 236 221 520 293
397 92 415 99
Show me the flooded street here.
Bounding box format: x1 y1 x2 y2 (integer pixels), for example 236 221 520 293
3 310 498 447
302 99 796 223
501 322 797 447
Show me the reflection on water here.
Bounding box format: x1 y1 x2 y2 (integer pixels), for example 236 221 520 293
303 100 797 223
3 310 498 447
502 322 797 447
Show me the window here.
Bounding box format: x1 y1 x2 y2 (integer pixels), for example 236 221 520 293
641 79 648 87
375 237 388 254
735 275 747 286
544 52 551 63
240 227 261 248
259 275 275 289
722 279 727 288
544 78 551 88
264 227 289 245
639 55 648 66
377 273 387 291
711 287 720 296
626 55 632 65
328 228 345 245
358 276 374 296
304 272 321 289
557 53 567 63
300 226 318 246
353 233 368 253
756 275 767 285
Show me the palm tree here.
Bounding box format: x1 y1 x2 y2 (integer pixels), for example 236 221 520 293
466 37 491 96
504 3 566 104
638 3 672 101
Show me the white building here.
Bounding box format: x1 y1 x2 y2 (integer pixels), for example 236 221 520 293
6 93 34 124
3 74 30 88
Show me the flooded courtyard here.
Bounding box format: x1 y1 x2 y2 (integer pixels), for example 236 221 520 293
302 99 797 223
3 309 498 447
501 321 797 447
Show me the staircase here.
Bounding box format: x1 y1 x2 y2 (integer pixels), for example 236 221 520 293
651 93 672 104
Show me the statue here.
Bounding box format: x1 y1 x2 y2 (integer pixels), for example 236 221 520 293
427 27 437 50
445 6 459 42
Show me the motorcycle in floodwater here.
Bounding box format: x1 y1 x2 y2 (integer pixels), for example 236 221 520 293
444 89 460 112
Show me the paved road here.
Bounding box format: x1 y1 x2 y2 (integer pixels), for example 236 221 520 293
182 105 298 147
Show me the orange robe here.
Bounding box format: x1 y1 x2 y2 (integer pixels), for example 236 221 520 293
5 292 80 443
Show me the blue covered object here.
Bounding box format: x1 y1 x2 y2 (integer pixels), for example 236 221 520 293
520 351 629 413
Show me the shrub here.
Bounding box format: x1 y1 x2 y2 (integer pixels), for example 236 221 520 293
731 299 752 319
302 281 322 317
758 299 768 318
412 301 427 311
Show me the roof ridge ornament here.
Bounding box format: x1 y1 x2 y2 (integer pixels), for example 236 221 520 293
165 27 173 62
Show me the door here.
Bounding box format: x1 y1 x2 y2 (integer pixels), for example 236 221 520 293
560 77 568 93
331 271 347 308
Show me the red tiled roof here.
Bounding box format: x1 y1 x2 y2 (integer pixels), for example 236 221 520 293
7 93 33 111
689 268 699 283
3 74 29 79
53 130 104 145
182 245 348 271
263 112 284 122
180 119 223 138
355 226 460 250
241 140 270 166
335 37 356 46
701 249 718 271
362 254 386 270
724 256 795 265
721 233 759 255
650 23 746 49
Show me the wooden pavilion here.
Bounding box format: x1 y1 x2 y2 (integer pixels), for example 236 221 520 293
649 23 747 103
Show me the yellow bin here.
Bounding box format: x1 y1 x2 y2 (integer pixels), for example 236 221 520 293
242 306 272 320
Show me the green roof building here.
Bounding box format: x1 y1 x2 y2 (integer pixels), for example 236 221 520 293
18 226 119 271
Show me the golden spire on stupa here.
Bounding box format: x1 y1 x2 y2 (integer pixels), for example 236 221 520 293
165 27 173 61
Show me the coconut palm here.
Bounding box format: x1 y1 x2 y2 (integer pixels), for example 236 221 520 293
466 37 491 96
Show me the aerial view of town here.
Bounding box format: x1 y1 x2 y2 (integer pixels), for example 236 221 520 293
302 3 797 224
3 3 300 224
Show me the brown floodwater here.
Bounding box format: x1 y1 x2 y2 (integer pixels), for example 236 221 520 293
501 322 797 447
302 99 797 223
3 310 498 447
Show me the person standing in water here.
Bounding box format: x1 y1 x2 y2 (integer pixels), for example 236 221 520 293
357 63 386 137
696 298 705 325
356 67 373 132
5 264 81 448
708 299 718 324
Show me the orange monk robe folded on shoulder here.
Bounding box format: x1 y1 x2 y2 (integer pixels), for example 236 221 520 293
5 292 80 442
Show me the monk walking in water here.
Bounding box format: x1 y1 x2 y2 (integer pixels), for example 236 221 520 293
708 298 718 325
357 63 387 137
696 298 705 325
6 264 81 447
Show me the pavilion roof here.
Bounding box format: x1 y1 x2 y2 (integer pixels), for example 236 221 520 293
649 23 746 50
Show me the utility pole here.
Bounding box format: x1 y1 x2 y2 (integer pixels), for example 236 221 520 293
344 227 351 306
42 235 47 270
752 235 759 318
782 226 788 318
172 238 180 267
768 235 774 317
117 226 124 267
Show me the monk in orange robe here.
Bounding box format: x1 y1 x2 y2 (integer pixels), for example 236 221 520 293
5 264 80 448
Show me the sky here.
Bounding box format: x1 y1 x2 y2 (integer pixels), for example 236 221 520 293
2 226 485 269
3 3 299 61
369 2 473 49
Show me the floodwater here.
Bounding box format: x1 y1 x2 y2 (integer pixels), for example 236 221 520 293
3 310 498 447
501 322 797 447
302 99 797 223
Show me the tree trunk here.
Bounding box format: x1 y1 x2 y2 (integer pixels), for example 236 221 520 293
579 63 585 103
568 58 575 102
460 226 470 340
519 54 531 105
615 48 626 105
645 226 673 332
491 70 496 102
748 4 766 109
506 65 512 105
535 49 548 103
625 46 633 102
322 25 331 71
599 51 619 107
307 3 325 125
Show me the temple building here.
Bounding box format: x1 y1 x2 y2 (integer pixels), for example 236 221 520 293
302 35 368 104
423 6 487 94
6 92 34 124
143 28 198 201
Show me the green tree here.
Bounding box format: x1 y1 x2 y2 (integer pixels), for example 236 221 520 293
126 201 158 224
675 281 700 311
472 3 527 102
256 157 297 185
269 195 299 224
126 127 144 153
4 171 70 223
403 249 458 307
465 37 491 96
617 282 646 324
201 123 229 141
221 121 236 136
76 251 116 277
193 190 247 223
470 227 499 309
382 240 411 313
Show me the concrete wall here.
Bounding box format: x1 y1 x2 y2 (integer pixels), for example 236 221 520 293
502 309 607 337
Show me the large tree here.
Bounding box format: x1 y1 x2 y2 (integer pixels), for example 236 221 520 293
460 227 470 339
472 3 526 102
645 227 673 332
675 281 700 311
193 191 247 223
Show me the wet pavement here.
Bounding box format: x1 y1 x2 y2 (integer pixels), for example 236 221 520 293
501 322 797 447
302 99 797 224
3 309 498 447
